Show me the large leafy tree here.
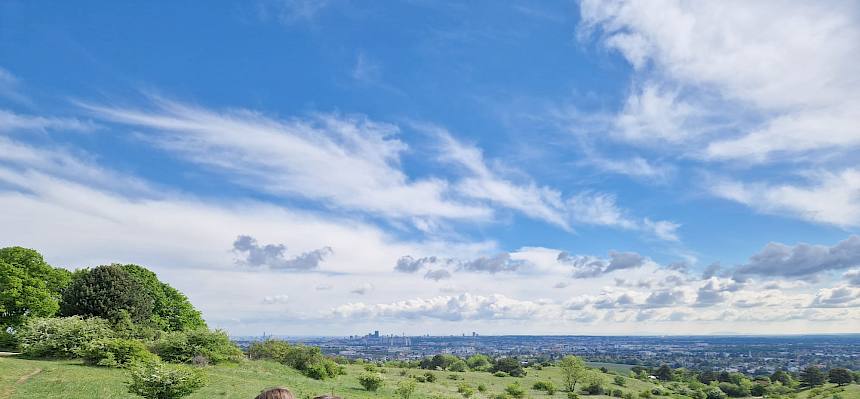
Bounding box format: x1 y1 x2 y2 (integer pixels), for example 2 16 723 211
120 264 206 331
799 366 826 387
60 264 154 323
828 368 853 386
0 247 71 329
558 355 587 392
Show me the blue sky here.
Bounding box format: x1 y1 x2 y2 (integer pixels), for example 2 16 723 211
2 1 859 335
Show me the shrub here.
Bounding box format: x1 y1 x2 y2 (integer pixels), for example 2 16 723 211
248 340 342 380
705 388 727 399
424 371 438 382
505 382 526 399
612 389 624 397
416 375 427 383
0 330 19 351
150 328 242 365
357 372 384 391
494 371 510 377
623 393 635 399
478 383 488 392
493 357 526 377
533 380 557 395
450 359 468 372
614 375 626 386
466 354 492 371
568 392 580 399
458 383 476 398
19 316 114 358
127 360 207 399
584 382 605 395
79 337 158 368
396 379 417 399
639 390 652 399
449 373 464 380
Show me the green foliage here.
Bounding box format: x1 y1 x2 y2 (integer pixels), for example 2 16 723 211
127 360 207 399
120 265 206 332
705 387 727 399
583 380 606 395
614 375 627 386
771 370 795 386
533 380 557 395
829 368 853 386
656 364 674 381
0 246 70 329
424 371 438 382
247 340 344 380
492 357 526 377
357 372 384 391
149 328 243 365
0 329 19 351
612 388 624 397
801 366 827 387
494 371 510 377
477 383 488 392
458 382 476 398
568 392 580 399
505 382 526 399
395 378 417 399
60 265 154 324
80 337 158 367
466 354 493 371
421 354 461 370
450 359 468 372
19 316 114 358
559 355 588 392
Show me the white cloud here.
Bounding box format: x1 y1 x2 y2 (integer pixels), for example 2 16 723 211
711 170 860 227
0 109 95 133
262 294 289 304
330 293 561 321
82 99 491 223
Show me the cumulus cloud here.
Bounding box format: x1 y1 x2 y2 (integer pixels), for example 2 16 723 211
734 236 860 279
395 256 440 273
424 269 452 281
558 250 647 278
845 269 860 286
233 235 333 271
809 286 860 308
643 289 686 308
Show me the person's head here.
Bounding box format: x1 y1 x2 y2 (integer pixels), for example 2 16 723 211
255 387 295 399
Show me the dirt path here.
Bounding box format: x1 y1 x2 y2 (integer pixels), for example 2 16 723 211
16 368 42 383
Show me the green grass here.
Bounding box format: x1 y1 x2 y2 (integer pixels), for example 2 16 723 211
1 356 857 399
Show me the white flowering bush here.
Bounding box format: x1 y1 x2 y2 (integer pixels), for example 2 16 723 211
127 360 206 399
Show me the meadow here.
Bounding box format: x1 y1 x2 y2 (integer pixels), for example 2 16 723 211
2 355 858 399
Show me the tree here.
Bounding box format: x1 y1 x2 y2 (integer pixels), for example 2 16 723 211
60 265 154 323
799 366 826 387
450 359 468 372
120 265 206 331
357 372 384 391
559 355 588 392
466 354 492 371
0 247 70 329
395 379 417 399
828 368 853 386
493 357 526 377
770 370 793 386
655 365 674 381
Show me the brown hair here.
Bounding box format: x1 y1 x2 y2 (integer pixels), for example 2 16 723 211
255 387 295 399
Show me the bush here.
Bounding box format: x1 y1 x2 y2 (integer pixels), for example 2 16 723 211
458 383 476 398
614 375 626 386
0 330 19 351
357 372 384 391
127 360 207 399
424 371 438 382
568 392 580 399
478 383 488 392
416 375 427 383
639 390 652 399
533 380 557 395
494 371 510 377
247 340 342 379
505 382 526 399
450 359 468 372
612 389 624 397
584 382 605 395
150 328 242 365
19 316 114 358
493 357 526 377
79 337 158 368
396 379 417 399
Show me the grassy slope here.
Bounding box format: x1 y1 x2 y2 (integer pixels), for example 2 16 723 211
1 356 857 399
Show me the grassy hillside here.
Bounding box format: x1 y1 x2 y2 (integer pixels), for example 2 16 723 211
1 355 655 399
2 355 858 399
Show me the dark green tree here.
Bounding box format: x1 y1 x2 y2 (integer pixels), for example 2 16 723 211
655 364 674 381
770 370 794 386
0 247 70 329
828 368 853 386
60 265 154 323
799 366 826 387
120 264 206 331
492 356 526 377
